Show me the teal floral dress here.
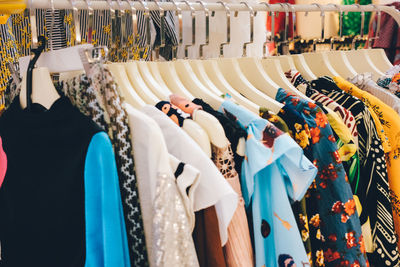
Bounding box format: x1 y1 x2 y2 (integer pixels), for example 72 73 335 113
276 88 369 267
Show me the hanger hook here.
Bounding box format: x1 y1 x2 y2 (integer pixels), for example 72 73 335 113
153 0 166 60
328 3 343 50
83 0 93 44
261 2 274 57
240 2 254 57
368 4 381 48
352 4 365 50
49 0 55 51
218 1 230 57
278 3 289 44
170 1 182 60
124 0 137 60
106 0 117 57
181 1 195 59
69 0 81 45
137 0 151 60
197 1 209 59
284 3 296 41
312 3 325 41
29 0 38 48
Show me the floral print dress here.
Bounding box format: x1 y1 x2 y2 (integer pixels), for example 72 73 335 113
310 77 399 267
276 88 369 267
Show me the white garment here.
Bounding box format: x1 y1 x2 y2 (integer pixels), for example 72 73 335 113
348 73 400 114
385 64 400 77
142 105 238 246
126 104 200 267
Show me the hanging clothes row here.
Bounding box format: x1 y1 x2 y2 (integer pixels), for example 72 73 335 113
2 1 400 267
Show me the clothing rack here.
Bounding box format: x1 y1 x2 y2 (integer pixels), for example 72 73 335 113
27 0 400 27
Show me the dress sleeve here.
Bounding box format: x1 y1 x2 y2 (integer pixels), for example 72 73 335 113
275 134 318 202
84 132 131 267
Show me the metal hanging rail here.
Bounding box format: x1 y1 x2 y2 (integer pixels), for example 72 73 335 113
26 0 400 27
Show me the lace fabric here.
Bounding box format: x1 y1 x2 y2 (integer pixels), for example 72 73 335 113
211 143 254 267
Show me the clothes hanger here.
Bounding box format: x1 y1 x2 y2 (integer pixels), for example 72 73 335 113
104 2 145 108
20 0 59 110
342 4 384 81
320 4 358 79
140 0 213 155
213 1 283 113
171 0 224 110
129 0 170 100
259 3 312 100
186 1 225 97
365 4 393 73
188 1 259 114
152 1 194 100
301 3 340 78
281 4 316 81
235 3 285 97
121 0 160 104
168 1 228 148
345 4 389 76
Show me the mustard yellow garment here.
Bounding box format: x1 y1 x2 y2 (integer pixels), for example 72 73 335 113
334 76 400 248
334 77 392 154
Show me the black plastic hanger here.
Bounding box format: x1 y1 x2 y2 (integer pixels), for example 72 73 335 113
26 35 46 111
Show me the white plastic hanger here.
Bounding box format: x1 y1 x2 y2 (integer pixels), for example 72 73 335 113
213 1 283 113
301 4 340 77
115 0 159 104
122 0 169 100
172 1 224 110
200 60 260 114
20 1 59 110
235 2 283 98
20 67 60 110
259 3 313 100
172 1 228 148
185 1 224 97
343 4 384 81
321 4 357 79
185 1 259 114
142 1 217 154
365 5 393 72
275 55 296 71
137 61 170 100
108 63 146 108
290 54 318 80
19 0 93 75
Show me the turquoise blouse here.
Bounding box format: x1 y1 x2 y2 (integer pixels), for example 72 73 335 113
220 100 317 267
